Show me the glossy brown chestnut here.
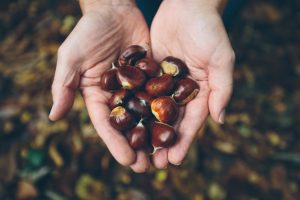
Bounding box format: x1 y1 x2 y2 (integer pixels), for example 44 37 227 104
151 96 178 124
145 74 174 97
160 56 188 77
116 66 146 90
109 106 136 131
135 92 153 105
151 121 176 149
173 77 200 105
135 58 161 77
118 45 147 66
100 68 120 91
109 89 131 109
126 121 148 150
125 97 151 118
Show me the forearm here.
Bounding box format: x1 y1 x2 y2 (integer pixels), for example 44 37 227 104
79 0 136 13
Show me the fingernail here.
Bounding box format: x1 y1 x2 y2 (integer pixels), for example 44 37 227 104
219 109 225 124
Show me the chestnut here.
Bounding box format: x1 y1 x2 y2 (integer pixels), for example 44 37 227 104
116 66 146 90
125 97 151 119
100 67 120 91
109 106 136 131
160 56 188 77
126 121 148 150
135 92 153 105
151 121 177 149
151 96 178 124
173 78 199 105
118 45 147 66
135 58 161 77
109 89 131 109
145 74 174 97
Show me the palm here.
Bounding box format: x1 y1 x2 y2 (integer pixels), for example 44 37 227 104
150 1 235 167
63 6 150 80
50 5 151 171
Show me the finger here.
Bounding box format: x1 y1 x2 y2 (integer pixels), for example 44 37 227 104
130 150 150 173
82 86 136 166
168 81 209 165
152 149 168 169
208 45 235 124
49 47 80 121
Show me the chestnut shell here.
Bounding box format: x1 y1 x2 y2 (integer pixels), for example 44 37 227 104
100 68 120 91
118 45 147 66
109 106 136 131
173 77 199 105
116 66 146 90
135 92 154 105
151 96 178 124
135 58 161 77
109 89 131 109
145 74 174 97
160 56 188 77
126 122 148 150
125 97 151 119
151 121 176 149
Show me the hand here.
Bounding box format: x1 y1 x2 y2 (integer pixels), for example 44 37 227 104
49 0 151 172
150 0 235 168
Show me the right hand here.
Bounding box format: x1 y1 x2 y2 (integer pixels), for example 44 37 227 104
49 0 151 173
150 0 235 168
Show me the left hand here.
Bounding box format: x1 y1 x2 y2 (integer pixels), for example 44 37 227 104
49 0 151 172
150 0 235 168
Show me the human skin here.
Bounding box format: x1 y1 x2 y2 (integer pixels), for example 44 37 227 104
49 0 151 172
49 0 235 172
150 0 235 168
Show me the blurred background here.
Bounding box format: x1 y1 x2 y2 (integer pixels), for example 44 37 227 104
0 0 300 199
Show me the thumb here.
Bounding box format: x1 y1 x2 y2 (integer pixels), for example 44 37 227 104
208 46 235 124
49 47 80 121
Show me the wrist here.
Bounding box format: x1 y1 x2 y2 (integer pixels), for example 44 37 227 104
79 0 136 13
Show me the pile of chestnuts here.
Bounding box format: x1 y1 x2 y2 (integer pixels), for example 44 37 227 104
100 45 200 153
